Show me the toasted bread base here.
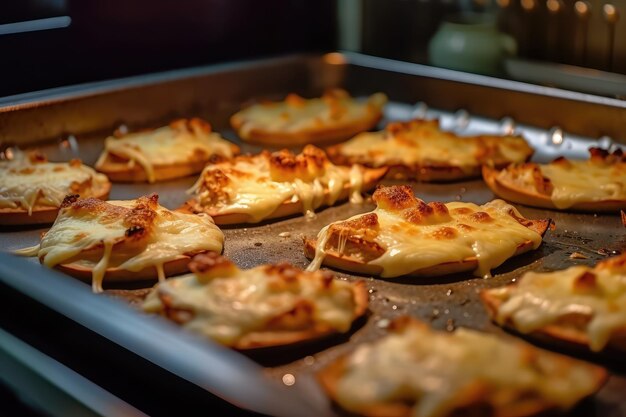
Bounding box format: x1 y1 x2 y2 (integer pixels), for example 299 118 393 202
182 166 388 225
304 218 551 278
326 148 529 182
319 359 559 417
96 146 238 183
230 114 383 146
117 278 368 350
317 317 608 417
233 280 368 350
55 254 196 284
480 289 626 354
0 182 111 226
482 165 626 212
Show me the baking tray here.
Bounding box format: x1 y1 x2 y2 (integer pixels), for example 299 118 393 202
1 52 626 417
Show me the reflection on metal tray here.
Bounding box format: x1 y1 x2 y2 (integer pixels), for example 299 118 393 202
1 53 626 417
505 58 626 99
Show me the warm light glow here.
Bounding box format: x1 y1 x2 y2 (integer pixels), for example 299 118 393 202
521 0 536 11
575 1 590 16
603 3 619 22
323 52 347 65
551 128 564 145
282 373 296 386
497 0 511 7
546 0 562 13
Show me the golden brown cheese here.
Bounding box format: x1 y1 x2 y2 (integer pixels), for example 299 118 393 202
319 317 606 417
15 194 224 292
0 152 110 214
307 185 546 278
230 89 387 144
487 148 626 209
327 119 533 180
95 118 238 183
186 145 376 223
483 253 626 352
142 253 367 348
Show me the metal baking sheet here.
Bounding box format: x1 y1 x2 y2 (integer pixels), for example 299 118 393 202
1 53 626 417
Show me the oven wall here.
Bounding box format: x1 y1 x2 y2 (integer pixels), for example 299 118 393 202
0 0 336 97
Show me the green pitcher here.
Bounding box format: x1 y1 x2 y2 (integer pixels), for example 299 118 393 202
428 13 517 76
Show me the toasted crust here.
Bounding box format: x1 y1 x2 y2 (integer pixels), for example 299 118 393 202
480 271 626 354
182 166 387 225
231 116 384 146
182 145 388 225
232 279 368 350
304 186 551 278
329 154 482 182
45 194 211 283
95 118 240 183
96 157 219 183
304 234 545 278
482 150 626 212
230 90 386 145
143 253 369 350
318 317 608 417
24 194 223 292
0 180 111 226
117 279 367 350
326 119 534 182
56 253 201 283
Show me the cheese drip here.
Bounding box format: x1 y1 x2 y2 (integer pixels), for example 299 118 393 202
0 159 108 214
189 153 368 222
235 92 386 136
337 122 530 173
334 323 602 417
488 262 626 351
16 200 224 293
308 200 543 278
142 266 359 346
97 124 235 183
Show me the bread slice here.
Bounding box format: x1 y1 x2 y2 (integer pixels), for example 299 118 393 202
141 253 369 350
326 119 534 182
0 153 111 226
482 148 626 212
230 89 387 145
15 194 224 292
182 145 388 225
95 118 239 183
481 253 626 354
318 316 607 417
304 185 551 278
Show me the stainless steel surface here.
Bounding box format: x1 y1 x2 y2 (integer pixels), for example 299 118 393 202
1 53 626 416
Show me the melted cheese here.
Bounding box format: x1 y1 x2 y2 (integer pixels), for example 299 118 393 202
334 323 601 417
487 261 626 351
233 91 386 138
308 200 543 278
16 199 224 293
96 123 236 183
542 160 622 209
142 265 359 346
188 151 368 222
495 158 626 209
0 158 109 214
336 120 531 173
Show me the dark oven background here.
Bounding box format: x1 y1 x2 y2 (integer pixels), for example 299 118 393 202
0 0 336 97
